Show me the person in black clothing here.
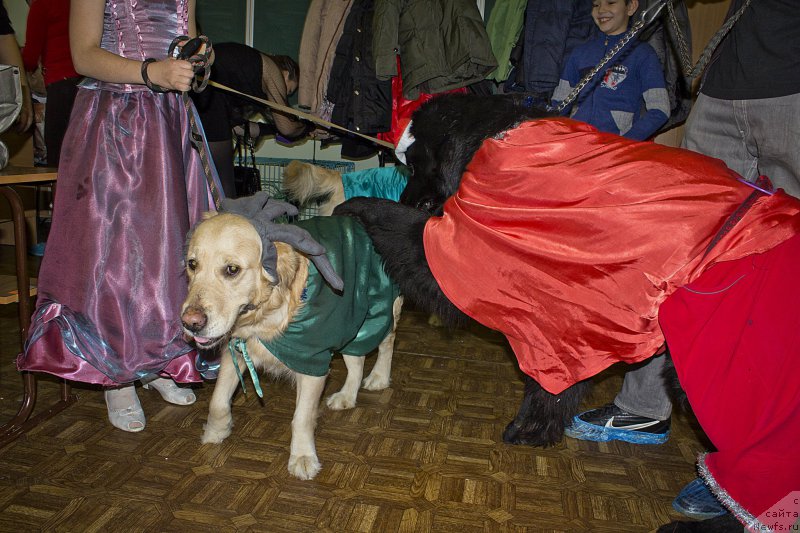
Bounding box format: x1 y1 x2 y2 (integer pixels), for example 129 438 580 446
192 42 307 197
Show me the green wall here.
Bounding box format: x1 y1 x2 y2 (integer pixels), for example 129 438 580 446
196 0 311 58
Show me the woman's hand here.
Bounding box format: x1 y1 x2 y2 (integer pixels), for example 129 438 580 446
145 58 194 92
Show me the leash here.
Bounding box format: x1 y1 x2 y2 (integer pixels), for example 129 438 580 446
229 338 265 398
154 36 223 209
702 175 773 259
206 79 395 150
162 35 392 184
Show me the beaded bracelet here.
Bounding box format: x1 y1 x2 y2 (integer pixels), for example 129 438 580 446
141 58 169 93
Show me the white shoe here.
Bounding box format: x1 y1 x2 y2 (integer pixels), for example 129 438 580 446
143 377 197 405
104 385 146 432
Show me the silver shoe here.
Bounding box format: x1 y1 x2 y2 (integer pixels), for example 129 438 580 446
142 377 197 405
104 386 146 432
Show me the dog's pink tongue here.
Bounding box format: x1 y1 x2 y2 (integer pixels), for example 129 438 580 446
193 335 211 344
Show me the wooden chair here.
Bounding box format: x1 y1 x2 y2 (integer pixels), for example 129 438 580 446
0 167 76 448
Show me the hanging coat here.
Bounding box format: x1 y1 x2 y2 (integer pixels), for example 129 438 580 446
372 0 498 100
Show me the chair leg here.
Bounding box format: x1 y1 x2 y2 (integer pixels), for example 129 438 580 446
0 373 77 449
0 186 77 449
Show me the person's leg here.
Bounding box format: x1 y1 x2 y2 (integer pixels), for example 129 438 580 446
208 139 236 198
565 354 672 444
105 384 145 432
745 92 800 198
614 353 673 419
682 93 757 179
562 104 752 447
44 77 80 167
141 375 197 405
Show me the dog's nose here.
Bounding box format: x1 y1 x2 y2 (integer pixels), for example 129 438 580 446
181 306 207 333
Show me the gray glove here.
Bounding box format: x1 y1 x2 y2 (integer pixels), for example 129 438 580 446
219 192 344 291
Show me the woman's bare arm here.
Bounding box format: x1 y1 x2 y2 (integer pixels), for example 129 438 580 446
69 0 194 91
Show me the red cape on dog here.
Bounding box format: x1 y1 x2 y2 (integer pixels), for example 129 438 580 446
424 118 800 529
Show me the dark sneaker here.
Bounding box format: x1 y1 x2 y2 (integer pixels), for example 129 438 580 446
564 403 670 444
672 478 728 520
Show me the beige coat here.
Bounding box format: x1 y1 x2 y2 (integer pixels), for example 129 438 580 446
297 0 353 120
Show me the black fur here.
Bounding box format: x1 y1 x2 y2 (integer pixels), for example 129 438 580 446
336 92 729 532
334 94 583 448
334 197 469 328
503 376 591 447
401 93 551 215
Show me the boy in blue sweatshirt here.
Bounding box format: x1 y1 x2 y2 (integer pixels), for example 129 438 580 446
552 0 669 140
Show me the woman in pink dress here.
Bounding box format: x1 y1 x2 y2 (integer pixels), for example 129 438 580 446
18 0 218 432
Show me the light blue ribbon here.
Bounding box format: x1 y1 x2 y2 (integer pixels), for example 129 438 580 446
228 338 264 398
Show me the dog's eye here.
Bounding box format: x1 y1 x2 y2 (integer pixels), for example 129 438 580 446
225 265 240 277
187 259 197 271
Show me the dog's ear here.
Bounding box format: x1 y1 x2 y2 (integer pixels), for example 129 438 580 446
273 242 302 288
202 210 219 221
271 241 307 300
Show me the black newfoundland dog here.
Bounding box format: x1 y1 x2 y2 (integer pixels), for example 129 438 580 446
333 93 752 532
339 94 585 449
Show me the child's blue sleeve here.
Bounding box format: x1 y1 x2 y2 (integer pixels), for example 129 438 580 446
551 51 581 115
626 49 670 141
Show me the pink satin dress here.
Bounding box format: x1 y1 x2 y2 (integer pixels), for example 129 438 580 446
18 0 216 385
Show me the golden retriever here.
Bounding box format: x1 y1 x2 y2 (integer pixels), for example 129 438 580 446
181 212 402 480
282 160 346 216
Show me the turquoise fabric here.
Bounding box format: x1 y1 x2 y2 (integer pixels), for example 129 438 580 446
342 166 409 202
261 216 400 376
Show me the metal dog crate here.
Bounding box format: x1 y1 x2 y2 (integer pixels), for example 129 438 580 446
255 157 355 220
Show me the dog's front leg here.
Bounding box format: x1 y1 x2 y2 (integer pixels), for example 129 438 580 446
288 373 326 480
502 376 591 447
201 348 243 444
326 354 365 410
363 295 403 391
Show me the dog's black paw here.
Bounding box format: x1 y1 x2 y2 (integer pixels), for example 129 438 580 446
333 197 390 224
502 418 563 447
502 377 591 448
656 514 739 533
335 197 429 227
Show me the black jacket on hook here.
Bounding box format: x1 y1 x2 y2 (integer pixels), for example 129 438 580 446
327 0 391 159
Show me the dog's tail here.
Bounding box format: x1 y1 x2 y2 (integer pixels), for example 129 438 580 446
282 160 346 216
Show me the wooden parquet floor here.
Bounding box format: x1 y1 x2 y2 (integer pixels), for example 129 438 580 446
0 251 710 532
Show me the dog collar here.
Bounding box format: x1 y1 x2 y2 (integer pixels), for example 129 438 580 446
228 338 264 398
226 286 308 394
